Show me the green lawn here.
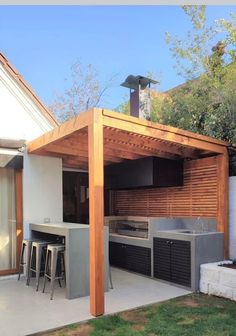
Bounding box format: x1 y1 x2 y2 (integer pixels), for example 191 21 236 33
41 294 236 336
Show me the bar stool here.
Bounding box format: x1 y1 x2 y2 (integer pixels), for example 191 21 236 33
28 241 50 290
18 238 39 283
42 244 65 300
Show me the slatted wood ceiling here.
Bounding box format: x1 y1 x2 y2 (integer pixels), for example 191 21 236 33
111 156 218 218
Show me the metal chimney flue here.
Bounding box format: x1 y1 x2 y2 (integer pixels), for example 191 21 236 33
121 75 158 120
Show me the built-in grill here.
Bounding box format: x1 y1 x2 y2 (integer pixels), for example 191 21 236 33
115 220 148 239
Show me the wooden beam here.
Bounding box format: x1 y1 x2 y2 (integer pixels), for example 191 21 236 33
104 138 180 160
42 143 127 163
102 111 228 154
105 148 142 160
27 109 93 153
45 144 88 157
104 128 201 159
102 109 228 147
88 116 105 316
217 152 229 258
63 161 88 170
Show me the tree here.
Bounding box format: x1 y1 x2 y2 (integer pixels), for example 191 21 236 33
165 6 236 79
49 60 116 122
152 6 236 144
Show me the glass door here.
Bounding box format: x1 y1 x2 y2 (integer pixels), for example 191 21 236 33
0 168 17 273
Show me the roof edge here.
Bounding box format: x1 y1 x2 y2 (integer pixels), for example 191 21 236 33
102 109 229 148
0 52 59 127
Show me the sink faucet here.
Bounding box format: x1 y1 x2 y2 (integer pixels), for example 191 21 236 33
196 216 204 232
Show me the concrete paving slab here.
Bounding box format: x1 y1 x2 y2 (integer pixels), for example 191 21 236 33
0 268 190 336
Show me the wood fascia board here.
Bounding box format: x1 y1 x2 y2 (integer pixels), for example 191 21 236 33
102 110 228 154
102 109 229 147
27 109 94 154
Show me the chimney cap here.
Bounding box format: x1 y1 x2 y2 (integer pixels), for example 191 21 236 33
121 75 158 90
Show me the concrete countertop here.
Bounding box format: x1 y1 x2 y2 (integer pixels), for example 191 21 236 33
30 222 89 236
154 230 223 242
30 222 88 229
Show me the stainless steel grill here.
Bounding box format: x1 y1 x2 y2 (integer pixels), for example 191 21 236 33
116 220 148 239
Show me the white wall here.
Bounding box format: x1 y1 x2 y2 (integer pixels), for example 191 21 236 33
23 154 63 238
0 62 63 239
0 63 53 141
229 176 236 259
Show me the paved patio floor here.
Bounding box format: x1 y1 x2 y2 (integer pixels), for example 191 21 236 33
0 268 190 336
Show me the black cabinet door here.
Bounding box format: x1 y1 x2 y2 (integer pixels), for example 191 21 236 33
125 244 151 276
109 242 151 276
109 242 126 269
153 237 171 281
170 239 191 287
153 238 191 287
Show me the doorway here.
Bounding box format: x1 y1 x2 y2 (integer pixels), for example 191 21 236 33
63 171 111 224
0 168 22 275
63 171 89 224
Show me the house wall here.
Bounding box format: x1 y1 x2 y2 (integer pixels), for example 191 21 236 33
0 63 63 240
229 176 236 259
0 63 53 141
111 156 218 218
23 154 63 238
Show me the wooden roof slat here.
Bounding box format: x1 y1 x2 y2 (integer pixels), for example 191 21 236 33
104 128 201 159
102 110 228 154
28 108 229 166
104 138 180 160
102 109 228 147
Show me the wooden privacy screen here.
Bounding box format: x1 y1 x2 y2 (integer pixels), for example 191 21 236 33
110 156 218 218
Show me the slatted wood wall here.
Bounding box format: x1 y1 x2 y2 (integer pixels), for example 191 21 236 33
110 156 218 218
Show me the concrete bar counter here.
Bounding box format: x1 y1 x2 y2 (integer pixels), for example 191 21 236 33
30 223 109 299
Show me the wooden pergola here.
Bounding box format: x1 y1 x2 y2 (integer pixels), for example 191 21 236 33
27 108 229 316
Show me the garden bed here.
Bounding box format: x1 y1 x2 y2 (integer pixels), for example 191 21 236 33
200 261 236 301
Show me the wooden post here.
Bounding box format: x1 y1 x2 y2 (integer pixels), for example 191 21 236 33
88 112 105 316
15 170 23 272
217 152 229 258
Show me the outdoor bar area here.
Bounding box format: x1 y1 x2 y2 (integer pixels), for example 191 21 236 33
25 107 229 317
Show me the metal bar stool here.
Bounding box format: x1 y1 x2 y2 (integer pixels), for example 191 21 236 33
42 244 65 300
18 238 39 283
28 241 50 290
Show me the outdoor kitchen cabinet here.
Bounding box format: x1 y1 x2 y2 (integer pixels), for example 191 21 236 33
153 237 191 287
109 241 151 276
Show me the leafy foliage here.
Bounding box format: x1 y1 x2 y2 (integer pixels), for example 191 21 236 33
153 6 236 145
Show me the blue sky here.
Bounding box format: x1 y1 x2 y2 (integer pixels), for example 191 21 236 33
0 5 235 110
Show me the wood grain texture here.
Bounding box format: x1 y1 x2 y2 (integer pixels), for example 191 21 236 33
217 153 229 257
111 157 218 218
88 115 105 316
